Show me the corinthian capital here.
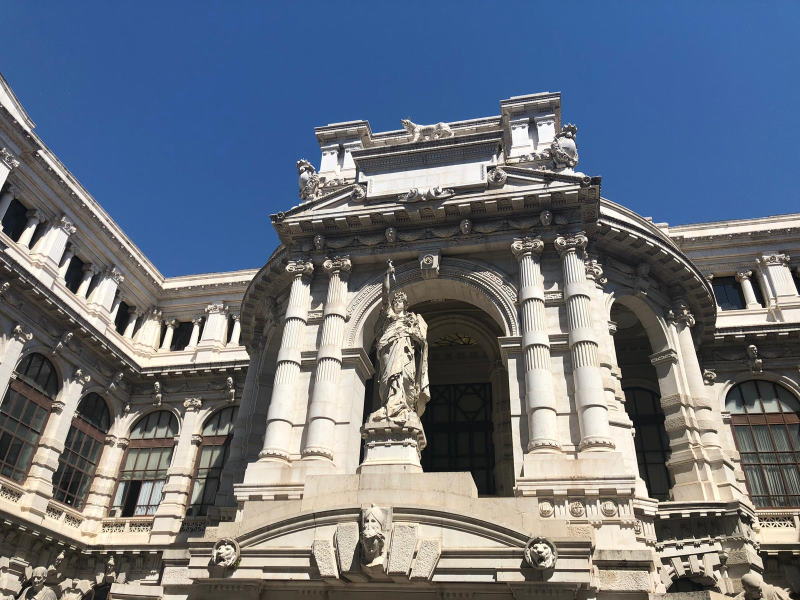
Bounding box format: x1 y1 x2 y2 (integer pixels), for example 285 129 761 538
286 259 314 278
0 147 20 169
322 255 352 275
554 233 588 255
56 215 77 235
511 237 544 259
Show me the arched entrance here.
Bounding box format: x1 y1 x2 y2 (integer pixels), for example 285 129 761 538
610 302 673 501
361 299 511 496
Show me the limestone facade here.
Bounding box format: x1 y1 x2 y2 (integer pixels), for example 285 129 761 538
0 77 798 600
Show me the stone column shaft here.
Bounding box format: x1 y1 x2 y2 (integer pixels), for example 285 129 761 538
512 238 560 453
58 246 75 278
76 264 96 298
160 319 177 351
303 256 351 460
122 309 138 339
16 210 42 248
0 189 14 221
187 316 202 348
736 270 760 308
555 233 614 451
228 314 241 346
0 148 19 193
260 259 313 461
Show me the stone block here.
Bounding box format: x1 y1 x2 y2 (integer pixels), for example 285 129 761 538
312 540 338 579
410 538 441 581
334 522 359 574
386 524 417 577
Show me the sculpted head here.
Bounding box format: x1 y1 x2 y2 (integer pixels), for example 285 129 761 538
741 572 764 600
31 567 47 590
524 537 557 570
360 505 387 567
391 291 408 314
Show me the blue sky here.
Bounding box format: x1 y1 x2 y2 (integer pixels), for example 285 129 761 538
4 2 800 276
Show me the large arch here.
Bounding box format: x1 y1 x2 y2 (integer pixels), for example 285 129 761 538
345 257 519 350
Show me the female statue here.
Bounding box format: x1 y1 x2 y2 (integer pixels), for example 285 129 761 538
368 260 430 426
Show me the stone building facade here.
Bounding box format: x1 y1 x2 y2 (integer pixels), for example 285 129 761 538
0 76 798 600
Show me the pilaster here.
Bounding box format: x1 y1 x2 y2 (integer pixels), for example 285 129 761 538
0 147 21 193
81 436 130 534
0 324 33 400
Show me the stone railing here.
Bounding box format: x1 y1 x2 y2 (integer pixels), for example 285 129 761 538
101 517 154 535
44 502 84 529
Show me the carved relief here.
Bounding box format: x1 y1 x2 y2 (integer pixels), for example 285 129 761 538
524 537 557 570
487 167 507 187
211 538 240 569
360 504 389 570
297 159 320 202
401 118 453 142
398 186 455 202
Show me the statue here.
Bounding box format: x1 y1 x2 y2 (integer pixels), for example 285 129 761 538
401 118 453 142
367 260 430 427
297 159 321 202
212 538 240 568
20 567 58 600
524 537 557 570
735 572 792 600
549 124 579 169
360 505 388 569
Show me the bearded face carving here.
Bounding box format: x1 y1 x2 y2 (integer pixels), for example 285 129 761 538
524 537 557 570
360 505 388 568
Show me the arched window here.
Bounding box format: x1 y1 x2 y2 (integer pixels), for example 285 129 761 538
726 380 800 507
0 353 61 482
52 393 110 508
111 411 178 517
624 387 673 501
187 406 237 516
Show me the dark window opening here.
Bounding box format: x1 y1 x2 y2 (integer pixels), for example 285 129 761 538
712 276 746 310
624 387 673 501
64 256 86 294
170 321 194 351
751 277 766 307
421 382 496 495
1 199 28 242
187 406 237 516
28 221 47 249
667 578 711 593
114 301 131 334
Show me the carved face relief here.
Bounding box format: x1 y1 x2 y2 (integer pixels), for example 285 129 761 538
385 227 397 243
31 568 47 591
212 538 240 568
524 537 557 570
360 505 387 568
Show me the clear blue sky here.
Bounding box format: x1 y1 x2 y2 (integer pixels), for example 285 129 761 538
4 2 799 276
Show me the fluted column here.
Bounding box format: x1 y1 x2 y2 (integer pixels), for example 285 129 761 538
512 238 560 453
186 316 203 349
554 233 614 451
160 319 177 351
735 270 761 308
260 258 314 462
16 209 42 248
76 263 97 298
303 256 351 460
227 314 241 346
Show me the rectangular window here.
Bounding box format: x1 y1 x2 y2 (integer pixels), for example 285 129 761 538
64 256 85 294
712 276 746 310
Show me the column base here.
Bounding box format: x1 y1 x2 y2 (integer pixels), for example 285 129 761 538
578 436 616 452
527 439 562 453
358 418 427 474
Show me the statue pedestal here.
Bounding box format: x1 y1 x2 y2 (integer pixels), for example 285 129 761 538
358 419 427 474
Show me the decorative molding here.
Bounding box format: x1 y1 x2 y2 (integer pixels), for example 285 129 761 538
0 147 20 169
56 214 77 235
649 348 679 367
757 253 790 267
205 302 227 315
183 397 202 411
397 186 455 203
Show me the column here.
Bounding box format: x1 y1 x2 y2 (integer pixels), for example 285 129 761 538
0 186 16 222
0 148 20 195
22 368 92 514
29 215 76 269
122 307 138 339
199 303 228 346
260 258 314 462
133 308 162 349
735 270 761 308
511 238 560 453
757 254 795 300
82 436 129 530
152 398 203 540
58 245 75 279
227 314 241 346
16 209 42 248
88 266 124 313
160 319 177 351
669 300 722 451
75 263 97 298
186 316 203 349
0 325 33 400
303 256 351 460
554 233 614 451
109 294 123 323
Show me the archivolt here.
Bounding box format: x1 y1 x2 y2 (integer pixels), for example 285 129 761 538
345 257 519 348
